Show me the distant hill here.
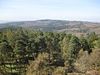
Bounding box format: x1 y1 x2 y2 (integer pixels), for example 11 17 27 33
0 19 100 35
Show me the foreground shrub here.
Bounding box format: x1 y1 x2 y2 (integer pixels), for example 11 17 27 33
76 49 100 73
52 67 65 75
26 52 54 75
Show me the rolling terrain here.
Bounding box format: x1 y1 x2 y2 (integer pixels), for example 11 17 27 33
0 19 100 35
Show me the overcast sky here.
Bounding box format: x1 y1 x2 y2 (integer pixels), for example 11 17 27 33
0 0 100 22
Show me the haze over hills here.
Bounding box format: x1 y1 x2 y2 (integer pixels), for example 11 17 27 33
0 19 100 35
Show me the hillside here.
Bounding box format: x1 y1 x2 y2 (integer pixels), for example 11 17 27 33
0 19 100 34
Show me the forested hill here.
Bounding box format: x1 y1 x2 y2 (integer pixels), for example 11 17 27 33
0 19 100 34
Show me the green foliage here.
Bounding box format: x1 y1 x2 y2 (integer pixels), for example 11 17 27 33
80 37 92 54
61 36 70 60
0 28 99 75
66 36 81 72
0 40 13 57
94 37 100 48
87 32 98 48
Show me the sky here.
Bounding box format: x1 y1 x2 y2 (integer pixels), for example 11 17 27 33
0 0 100 22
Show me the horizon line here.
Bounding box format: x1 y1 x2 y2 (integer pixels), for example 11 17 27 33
0 19 100 24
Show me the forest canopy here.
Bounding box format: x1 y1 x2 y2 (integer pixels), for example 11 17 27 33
0 27 100 75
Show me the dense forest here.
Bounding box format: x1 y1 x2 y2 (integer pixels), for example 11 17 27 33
0 27 100 75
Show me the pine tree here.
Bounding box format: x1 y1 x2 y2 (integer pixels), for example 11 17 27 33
67 36 81 72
